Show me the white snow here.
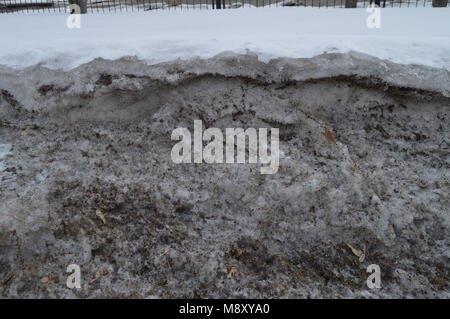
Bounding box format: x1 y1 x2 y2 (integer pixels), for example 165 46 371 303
0 7 449 70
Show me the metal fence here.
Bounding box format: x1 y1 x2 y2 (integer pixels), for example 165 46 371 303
0 0 448 13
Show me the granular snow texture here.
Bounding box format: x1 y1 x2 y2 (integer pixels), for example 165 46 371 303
0 52 448 298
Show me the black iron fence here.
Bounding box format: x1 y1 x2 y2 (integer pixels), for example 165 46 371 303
0 0 448 13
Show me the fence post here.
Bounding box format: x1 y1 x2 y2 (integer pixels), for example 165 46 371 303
69 0 87 13
432 0 448 6
370 0 385 6
79 0 87 13
345 0 357 7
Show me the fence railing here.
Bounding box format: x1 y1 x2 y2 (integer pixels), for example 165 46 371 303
0 0 448 13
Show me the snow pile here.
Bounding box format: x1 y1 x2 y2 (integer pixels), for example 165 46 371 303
0 52 449 298
0 7 449 70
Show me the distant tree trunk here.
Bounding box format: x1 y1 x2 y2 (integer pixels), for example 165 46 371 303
432 0 448 7
68 0 87 14
345 0 357 7
216 0 222 9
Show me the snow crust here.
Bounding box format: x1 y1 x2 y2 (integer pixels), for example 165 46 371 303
0 7 449 70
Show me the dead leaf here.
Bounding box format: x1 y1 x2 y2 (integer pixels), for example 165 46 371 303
227 266 237 278
325 130 337 144
21 131 32 137
434 278 446 286
160 247 172 257
95 209 107 225
231 248 243 258
50 274 58 280
13 215 19 221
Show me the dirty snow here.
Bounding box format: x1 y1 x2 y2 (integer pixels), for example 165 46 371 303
1 53 449 298
0 144 12 172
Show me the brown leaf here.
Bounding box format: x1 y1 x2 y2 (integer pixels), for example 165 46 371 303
231 248 243 258
434 278 446 286
49 274 59 281
21 131 33 137
227 266 237 278
325 130 337 144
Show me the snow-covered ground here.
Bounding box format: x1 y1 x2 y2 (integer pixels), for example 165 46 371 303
0 7 449 70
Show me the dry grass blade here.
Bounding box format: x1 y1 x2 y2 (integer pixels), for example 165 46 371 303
90 270 107 284
160 247 172 257
166 224 174 233
40 274 58 284
95 209 107 225
345 242 361 258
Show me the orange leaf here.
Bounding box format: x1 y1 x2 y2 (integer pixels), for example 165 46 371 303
325 130 336 144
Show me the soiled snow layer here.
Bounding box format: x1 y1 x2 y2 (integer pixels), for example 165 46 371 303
0 53 449 298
